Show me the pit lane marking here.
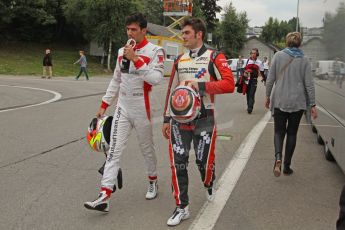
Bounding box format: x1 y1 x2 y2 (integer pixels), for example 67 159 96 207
0 85 62 113
189 111 271 230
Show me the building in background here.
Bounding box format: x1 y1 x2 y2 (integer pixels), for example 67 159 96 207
246 27 263 38
301 27 323 43
300 37 327 72
240 36 280 61
146 23 185 76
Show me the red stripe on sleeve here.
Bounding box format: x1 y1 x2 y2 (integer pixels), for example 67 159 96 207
100 101 109 109
205 53 235 94
134 59 145 69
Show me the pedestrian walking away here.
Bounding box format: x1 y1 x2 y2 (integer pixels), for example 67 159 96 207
236 55 244 81
265 32 317 177
340 62 345 89
42 49 53 79
334 58 343 89
243 48 265 114
162 17 234 226
263 56 270 81
74 50 89 80
84 12 165 212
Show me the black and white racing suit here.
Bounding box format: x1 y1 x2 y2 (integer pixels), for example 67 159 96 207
100 38 165 191
163 45 234 208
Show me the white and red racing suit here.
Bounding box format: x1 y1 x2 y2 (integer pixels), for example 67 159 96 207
244 58 264 113
163 44 234 208
100 38 165 191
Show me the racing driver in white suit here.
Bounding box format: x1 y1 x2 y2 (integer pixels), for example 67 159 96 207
84 12 165 212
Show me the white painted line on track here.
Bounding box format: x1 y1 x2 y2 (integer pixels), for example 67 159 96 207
0 85 62 113
188 111 271 230
317 105 345 126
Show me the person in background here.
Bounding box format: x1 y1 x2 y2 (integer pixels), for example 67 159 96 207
244 48 265 114
265 32 317 177
340 62 345 89
334 58 342 88
263 56 269 81
236 55 244 81
74 50 89 80
42 49 53 79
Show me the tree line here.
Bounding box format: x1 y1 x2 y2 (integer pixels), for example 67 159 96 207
323 2 345 60
1 0 343 66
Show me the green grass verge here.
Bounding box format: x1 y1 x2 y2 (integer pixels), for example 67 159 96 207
0 42 112 77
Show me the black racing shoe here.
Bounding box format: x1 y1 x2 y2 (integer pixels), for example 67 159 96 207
283 166 294 175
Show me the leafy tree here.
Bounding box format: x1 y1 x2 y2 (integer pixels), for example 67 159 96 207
0 0 14 40
0 0 57 41
136 0 164 25
65 0 137 70
219 3 248 57
279 20 292 41
323 2 345 60
44 0 67 40
211 21 222 48
261 17 296 47
199 0 222 32
288 17 299 32
0 0 84 43
192 0 206 21
261 17 275 44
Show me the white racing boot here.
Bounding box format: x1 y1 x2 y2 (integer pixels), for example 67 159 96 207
167 206 190 226
145 180 158 200
84 190 110 212
206 187 216 202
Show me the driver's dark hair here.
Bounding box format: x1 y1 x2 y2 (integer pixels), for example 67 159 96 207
125 12 147 29
181 17 207 40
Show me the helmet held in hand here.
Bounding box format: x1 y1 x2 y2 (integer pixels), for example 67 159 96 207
170 85 201 123
86 116 113 152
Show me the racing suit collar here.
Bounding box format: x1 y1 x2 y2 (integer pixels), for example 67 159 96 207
189 44 207 58
135 38 149 50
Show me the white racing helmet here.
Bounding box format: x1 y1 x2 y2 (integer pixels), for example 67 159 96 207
170 85 201 123
86 116 113 152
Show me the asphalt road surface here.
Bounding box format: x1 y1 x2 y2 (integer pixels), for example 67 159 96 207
0 75 344 230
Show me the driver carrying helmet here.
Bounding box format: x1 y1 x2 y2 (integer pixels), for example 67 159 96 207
84 12 165 213
162 17 235 226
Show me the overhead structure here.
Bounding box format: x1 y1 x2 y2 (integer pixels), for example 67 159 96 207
163 0 193 39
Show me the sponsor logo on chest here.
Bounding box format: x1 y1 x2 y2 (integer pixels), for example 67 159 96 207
178 57 210 79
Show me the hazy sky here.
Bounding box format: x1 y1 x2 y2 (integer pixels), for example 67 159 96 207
217 0 342 28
